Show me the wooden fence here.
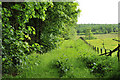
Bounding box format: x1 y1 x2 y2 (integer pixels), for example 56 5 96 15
112 39 120 42
80 37 120 62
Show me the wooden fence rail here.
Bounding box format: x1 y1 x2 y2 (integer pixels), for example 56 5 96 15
80 37 120 61
112 39 120 42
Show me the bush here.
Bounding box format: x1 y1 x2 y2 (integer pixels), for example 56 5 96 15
105 30 108 34
84 36 97 40
79 55 118 78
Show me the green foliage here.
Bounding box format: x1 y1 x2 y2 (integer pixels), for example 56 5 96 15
76 24 118 34
105 64 120 80
2 39 118 78
84 36 97 40
105 30 108 34
79 55 117 77
84 28 96 40
55 56 71 77
2 2 80 75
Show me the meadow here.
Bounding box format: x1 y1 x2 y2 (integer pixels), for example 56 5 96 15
78 33 118 39
86 38 118 50
3 38 119 79
92 33 118 39
78 33 118 56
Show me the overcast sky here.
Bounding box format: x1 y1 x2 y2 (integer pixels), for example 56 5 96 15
77 0 120 24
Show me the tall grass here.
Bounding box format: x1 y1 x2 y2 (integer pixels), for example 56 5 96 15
3 39 118 78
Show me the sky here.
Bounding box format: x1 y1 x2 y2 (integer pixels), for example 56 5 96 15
77 0 120 24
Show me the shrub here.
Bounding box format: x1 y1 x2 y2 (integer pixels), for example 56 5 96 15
79 55 118 78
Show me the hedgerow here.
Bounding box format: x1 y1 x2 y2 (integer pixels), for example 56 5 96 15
2 2 80 74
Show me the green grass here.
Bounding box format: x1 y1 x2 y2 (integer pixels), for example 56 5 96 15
78 33 118 39
93 33 118 39
78 33 118 56
86 38 118 50
2 39 118 79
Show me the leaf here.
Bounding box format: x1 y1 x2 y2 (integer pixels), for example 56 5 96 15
25 35 29 38
30 15 32 18
20 38 24 40
28 36 31 40
2 58 6 62
33 31 35 35
32 44 35 47
28 26 32 31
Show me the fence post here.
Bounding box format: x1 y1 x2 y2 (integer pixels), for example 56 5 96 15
118 45 120 62
105 49 107 55
118 51 119 62
95 47 96 51
89 44 91 47
97 47 99 54
101 48 102 54
109 50 112 56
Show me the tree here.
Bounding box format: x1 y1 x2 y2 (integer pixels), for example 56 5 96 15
105 30 108 34
2 2 80 74
85 28 93 40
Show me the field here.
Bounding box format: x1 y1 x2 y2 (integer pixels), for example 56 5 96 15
92 33 118 39
3 39 119 79
77 33 118 56
78 33 118 39
87 38 118 50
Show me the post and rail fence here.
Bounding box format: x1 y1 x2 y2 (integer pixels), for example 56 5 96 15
80 37 120 62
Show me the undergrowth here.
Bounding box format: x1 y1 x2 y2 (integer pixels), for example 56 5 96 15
2 39 119 79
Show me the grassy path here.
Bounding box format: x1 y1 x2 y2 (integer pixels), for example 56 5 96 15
3 39 118 78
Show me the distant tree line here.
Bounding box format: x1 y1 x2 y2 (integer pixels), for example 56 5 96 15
75 24 118 35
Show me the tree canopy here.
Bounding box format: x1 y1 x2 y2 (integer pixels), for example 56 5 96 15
2 2 80 74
